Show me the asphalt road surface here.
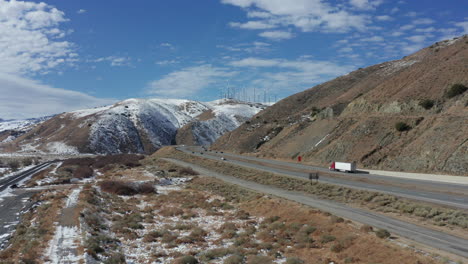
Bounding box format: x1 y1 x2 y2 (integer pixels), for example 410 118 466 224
0 162 53 248
163 157 468 259
178 146 468 210
0 162 53 192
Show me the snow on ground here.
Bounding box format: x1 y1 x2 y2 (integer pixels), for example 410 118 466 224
70 105 113 119
44 226 83 264
65 187 82 207
44 187 83 264
46 142 79 155
0 116 50 132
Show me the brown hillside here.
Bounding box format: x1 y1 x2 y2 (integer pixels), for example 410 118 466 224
211 36 468 175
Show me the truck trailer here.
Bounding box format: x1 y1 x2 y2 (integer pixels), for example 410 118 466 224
329 161 357 173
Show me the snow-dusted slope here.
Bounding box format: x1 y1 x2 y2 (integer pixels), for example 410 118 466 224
177 99 267 146
5 98 265 154
0 116 52 143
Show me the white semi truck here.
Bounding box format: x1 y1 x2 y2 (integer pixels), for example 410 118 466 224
329 161 357 173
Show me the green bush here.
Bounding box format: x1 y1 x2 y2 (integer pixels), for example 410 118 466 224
375 229 391 239
419 99 435 109
445 84 467 98
395 122 411 132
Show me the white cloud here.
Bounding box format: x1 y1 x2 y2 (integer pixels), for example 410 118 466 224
391 31 404 37
400 24 415 31
0 0 74 75
350 0 383 10
229 21 276 30
160 42 175 50
218 42 272 53
222 0 371 37
229 57 354 92
406 35 426 43
0 73 114 119
455 21 468 34
77 9 86 14
155 59 180 66
413 18 434 25
339 47 354 53
375 15 393 21
147 65 236 97
405 11 419 17
259 30 294 40
361 36 384 42
414 27 436 33
401 43 425 54
93 56 132 67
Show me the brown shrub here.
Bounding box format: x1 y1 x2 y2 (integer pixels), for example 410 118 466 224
137 183 156 194
100 181 137 195
179 167 199 176
160 207 184 217
99 180 155 196
360 224 373 232
73 165 93 179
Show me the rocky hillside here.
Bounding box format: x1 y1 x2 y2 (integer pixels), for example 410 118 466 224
1 99 265 154
212 36 468 175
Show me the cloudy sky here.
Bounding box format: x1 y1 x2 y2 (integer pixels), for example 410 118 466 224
1 0 467 119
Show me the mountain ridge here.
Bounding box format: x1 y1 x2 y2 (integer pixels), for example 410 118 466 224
1 98 266 155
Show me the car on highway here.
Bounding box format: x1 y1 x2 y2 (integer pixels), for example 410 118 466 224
10 184 18 189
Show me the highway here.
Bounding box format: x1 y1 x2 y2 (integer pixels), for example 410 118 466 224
163 157 468 259
0 162 53 192
177 146 468 210
0 162 54 249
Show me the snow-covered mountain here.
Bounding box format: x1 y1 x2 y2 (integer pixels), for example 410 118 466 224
0 116 53 143
1 98 266 154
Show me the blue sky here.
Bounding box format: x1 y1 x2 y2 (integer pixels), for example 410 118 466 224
0 0 467 119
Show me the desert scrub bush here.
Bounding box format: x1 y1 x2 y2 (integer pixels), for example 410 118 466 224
445 83 467 98
330 215 345 223
74 165 93 179
179 167 199 175
330 242 345 253
8 160 20 171
99 180 155 195
375 229 391 239
143 230 165 242
114 212 144 231
224 254 244 264
103 252 126 264
360 224 373 232
173 255 199 264
320 234 336 243
160 207 184 217
419 99 435 109
395 122 411 132
247 255 273 264
286 257 304 264
200 248 234 261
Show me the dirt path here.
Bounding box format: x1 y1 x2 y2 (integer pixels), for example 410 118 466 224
44 187 83 264
162 158 468 260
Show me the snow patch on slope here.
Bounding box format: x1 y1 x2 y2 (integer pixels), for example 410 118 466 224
46 142 79 154
188 99 267 145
